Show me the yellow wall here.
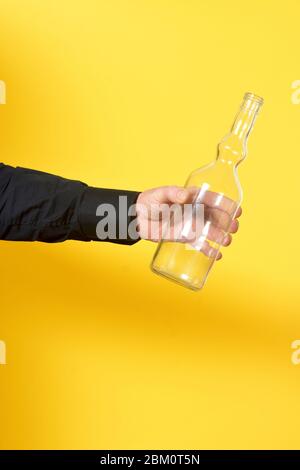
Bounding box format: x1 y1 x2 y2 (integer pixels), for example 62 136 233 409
0 0 300 449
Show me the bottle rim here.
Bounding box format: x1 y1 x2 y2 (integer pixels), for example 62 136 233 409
244 92 264 105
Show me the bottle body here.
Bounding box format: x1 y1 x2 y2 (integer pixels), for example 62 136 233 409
151 92 263 291
151 162 242 290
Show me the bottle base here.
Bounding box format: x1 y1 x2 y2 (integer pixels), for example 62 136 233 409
151 264 205 291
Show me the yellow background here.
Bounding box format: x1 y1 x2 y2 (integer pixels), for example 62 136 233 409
0 0 300 449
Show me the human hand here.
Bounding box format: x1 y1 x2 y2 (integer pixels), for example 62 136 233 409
136 186 242 260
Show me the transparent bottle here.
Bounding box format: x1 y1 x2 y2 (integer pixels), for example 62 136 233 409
151 92 264 291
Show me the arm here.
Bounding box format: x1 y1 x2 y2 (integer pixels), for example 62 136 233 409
0 163 241 254
0 163 140 244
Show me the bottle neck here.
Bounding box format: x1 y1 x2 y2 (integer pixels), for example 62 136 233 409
217 93 263 166
231 98 261 140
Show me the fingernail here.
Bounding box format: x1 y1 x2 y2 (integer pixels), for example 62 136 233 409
177 190 186 201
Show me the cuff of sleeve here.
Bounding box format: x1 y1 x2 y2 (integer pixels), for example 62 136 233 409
78 187 141 245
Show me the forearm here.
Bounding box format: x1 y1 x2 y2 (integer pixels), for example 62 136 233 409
0 163 140 244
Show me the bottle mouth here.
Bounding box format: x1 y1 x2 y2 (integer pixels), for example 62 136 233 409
244 92 264 105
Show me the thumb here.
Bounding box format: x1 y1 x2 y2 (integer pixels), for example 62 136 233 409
154 186 191 204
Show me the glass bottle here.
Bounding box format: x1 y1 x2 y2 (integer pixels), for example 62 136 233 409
151 92 264 291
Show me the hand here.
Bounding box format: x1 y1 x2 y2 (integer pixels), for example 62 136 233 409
136 185 242 260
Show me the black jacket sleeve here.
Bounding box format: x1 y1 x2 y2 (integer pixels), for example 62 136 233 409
0 163 140 245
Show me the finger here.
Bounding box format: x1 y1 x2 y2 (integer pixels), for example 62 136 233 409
182 219 232 247
157 220 224 260
195 187 240 216
206 225 232 246
204 207 232 231
153 186 184 204
229 218 239 233
236 206 242 217
190 239 222 260
222 233 232 246
153 186 198 205
152 186 242 220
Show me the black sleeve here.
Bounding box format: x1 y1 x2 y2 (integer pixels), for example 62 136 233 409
0 163 140 245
